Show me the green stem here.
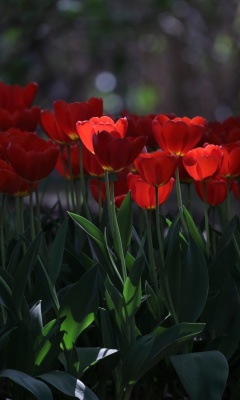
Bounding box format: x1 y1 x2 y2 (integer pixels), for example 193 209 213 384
19 197 26 254
35 186 41 234
203 181 210 258
97 178 102 222
67 145 76 211
146 210 159 295
155 187 164 267
79 141 91 220
104 170 114 234
61 145 70 210
0 195 6 269
29 183 36 241
226 177 231 223
175 166 188 235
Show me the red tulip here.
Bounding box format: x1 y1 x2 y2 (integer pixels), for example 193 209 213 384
183 144 223 181
194 177 228 206
152 115 206 156
82 144 104 177
231 180 240 201
76 115 128 153
40 110 74 145
219 143 240 178
92 130 147 172
0 106 40 131
0 159 37 197
0 81 38 113
123 112 157 148
7 132 60 182
55 144 80 179
0 129 27 162
134 150 178 186
53 97 103 142
223 116 240 143
127 173 174 209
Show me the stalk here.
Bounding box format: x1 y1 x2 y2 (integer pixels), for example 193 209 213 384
203 181 210 258
60 145 70 210
67 145 76 210
79 141 91 220
146 209 159 295
175 166 188 234
155 186 164 267
29 183 36 241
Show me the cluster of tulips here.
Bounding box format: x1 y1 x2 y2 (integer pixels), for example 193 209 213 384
0 80 240 217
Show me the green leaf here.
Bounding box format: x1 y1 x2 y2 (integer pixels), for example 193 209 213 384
121 322 205 390
0 369 53 400
117 192 133 255
123 255 144 320
48 218 69 284
30 301 43 341
75 347 120 377
175 237 209 322
171 351 229 400
183 206 206 256
58 265 100 350
39 370 99 400
0 274 18 321
12 233 42 315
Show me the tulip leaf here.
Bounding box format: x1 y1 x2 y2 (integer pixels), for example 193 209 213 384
58 265 100 350
0 274 18 321
0 369 53 400
48 217 68 284
12 233 42 315
117 192 133 255
39 370 98 400
123 255 144 320
121 322 205 392
75 347 120 377
171 351 229 400
183 206 206 256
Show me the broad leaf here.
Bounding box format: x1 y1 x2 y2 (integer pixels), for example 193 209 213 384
123 255 144 320
48 218 68 284
117 192 133 255
171 351 228 400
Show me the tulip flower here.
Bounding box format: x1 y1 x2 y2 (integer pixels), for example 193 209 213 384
92 130 147 172
134 150 178 187
127 173 174 209
53 97 103 142
0 106 40 131
223 116 240 143
7 132 60 182
123 112 157 148
76 115 128 153
55 143 81 179
0 159 37 197
152 115 206 156
0 81 38 113
40 110 74 145
90 178 129 208
183 144 223 181
194 177 228 206
82 144 104 177
219 143 240 178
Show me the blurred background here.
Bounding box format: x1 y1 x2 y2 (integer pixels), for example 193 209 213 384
1 0 240 120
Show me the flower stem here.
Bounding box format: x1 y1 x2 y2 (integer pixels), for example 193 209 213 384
79 141 91 220
29 183 36 241
203 181 210 258
35 187 42 234
67 145 76 210
97 178 102 222
226 177 231 223
146 209 159 295
155 187 164 266
0 195 6 269
175 166 188 234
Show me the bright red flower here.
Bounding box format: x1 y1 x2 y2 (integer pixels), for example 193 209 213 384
55 143 80 179
53 97 103 142
92 130 147 172
152 115 206 156
0 159 38 197
7 132 60 182
76 115 128 153
40 110 74 145
183 144 223 181
194 177 228 206
0 106 40 131
219 143 240 178
82 144 104 177
134 150 178 186
0 81 38 113
127 173 174 209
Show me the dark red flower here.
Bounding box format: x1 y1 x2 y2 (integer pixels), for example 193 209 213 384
0 106 40 131
194 177 228 206
222 116 240 143
76 115 128 153
40 110 73 145
53 98 103 142
152 115 206 156
82 144 104 177
7 132 60 182
219 143 240 178
231 180 240 201
134 150 178 187
0 81 38 113
55 143 80 179
92 130 147 172
128 173 174 209
183 144 223 181
0 159 38 197
123 112 157 148
0 129 27 162
199 121 225 146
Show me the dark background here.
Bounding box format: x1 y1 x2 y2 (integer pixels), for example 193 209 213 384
1 0 240 120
